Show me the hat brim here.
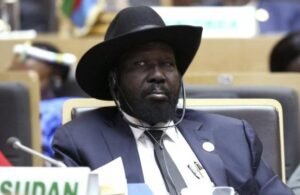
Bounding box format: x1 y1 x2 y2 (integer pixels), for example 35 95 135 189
76 25 203 100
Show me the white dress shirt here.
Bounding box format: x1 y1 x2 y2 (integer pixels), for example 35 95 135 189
122 113 214 195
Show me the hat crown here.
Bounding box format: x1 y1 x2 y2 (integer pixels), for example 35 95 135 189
105 6 166 41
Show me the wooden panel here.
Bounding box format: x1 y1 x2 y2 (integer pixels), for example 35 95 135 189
0 35 281 74
188 36 281 73
160 0 173 5
0 35 100 72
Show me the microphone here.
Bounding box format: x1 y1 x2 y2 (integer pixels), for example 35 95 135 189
7 137 66 167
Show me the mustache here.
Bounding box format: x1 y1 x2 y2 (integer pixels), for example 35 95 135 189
141 84 170 97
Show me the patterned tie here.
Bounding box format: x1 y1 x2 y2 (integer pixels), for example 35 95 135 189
145 130 187 195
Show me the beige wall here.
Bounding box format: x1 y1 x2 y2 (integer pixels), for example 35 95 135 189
0 34 281 74
0 35 99 71
189 35 281 73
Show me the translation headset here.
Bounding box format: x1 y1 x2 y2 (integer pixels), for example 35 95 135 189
110 72 117 89
109 71 118 98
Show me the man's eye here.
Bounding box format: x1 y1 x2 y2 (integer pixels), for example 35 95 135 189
134 61 146 67
161 61 174 67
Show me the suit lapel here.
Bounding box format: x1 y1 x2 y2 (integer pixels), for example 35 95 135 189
178 116 228 186
101 112 144 183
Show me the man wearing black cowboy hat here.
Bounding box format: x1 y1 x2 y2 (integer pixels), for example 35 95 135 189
52 6 293 195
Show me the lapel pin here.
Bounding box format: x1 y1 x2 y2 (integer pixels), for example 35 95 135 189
202 141 215 152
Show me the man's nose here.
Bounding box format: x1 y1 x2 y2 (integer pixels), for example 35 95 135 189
147 65 165 84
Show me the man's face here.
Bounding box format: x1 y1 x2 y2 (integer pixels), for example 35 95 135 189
117 42 181 125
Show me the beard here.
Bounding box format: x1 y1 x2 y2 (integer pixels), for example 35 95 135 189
118 84 180 125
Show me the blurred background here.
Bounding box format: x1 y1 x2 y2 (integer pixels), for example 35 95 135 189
1 1 300 192
1 0 300 73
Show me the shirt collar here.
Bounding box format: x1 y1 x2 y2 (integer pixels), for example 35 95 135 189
121 111 178 142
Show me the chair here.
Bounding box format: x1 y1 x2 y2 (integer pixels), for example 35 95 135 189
0 82 32 166
62 98 285 182
0 71 42 166
184 72 300 179
62 98 114 124
182 98 285 182
185 85 300 179
56 79 89 98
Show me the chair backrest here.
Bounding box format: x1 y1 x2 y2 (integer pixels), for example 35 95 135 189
62 98 285 181
0 82 32 166
0 71 42 166
182 98 285 182
184 72 300 105
62 98 114 124
185 85 300 179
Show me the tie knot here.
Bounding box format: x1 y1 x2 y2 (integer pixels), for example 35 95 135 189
146 130 164 143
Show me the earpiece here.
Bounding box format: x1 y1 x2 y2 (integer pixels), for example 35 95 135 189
108 71 119 102
109 72 117 89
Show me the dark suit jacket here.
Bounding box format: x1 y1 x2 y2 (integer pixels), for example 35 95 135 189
52 107 293 195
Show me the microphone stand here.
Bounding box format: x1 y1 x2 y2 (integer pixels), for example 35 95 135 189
7 137 66 167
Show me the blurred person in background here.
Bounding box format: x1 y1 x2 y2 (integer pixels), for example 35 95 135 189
9 42 76 100
257 0 300 34
270 31 300 72
8 42 77 157
187 0 252 5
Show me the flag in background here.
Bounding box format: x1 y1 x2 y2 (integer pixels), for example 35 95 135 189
0 151 12 166
62 0 106 36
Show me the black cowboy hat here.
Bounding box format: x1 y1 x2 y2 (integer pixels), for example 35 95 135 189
76 6 203 100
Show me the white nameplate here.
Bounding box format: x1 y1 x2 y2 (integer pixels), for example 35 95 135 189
153 6 258 38
0 167 97 195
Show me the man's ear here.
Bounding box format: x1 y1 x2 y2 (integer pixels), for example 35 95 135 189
109 71 118 90
110 72 117 88
109 71 120 100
